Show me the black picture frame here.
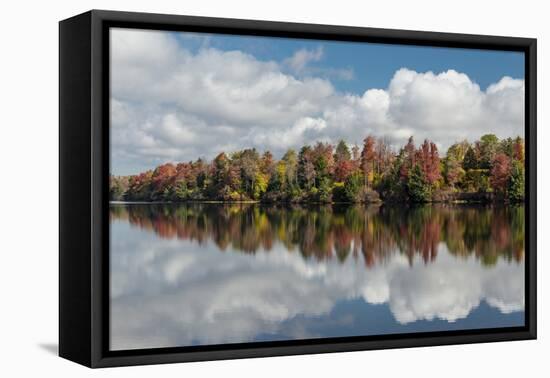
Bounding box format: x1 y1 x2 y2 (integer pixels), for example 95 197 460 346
59 9 537 368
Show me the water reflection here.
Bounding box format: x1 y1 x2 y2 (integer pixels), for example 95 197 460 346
110 204 524 267
109 203 525 350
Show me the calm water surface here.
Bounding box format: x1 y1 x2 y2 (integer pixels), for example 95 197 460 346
109 203 525 351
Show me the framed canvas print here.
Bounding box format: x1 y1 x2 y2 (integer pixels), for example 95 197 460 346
59 10 537 368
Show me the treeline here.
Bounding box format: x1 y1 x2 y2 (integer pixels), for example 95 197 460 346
110 134 525 203
110 203 525 267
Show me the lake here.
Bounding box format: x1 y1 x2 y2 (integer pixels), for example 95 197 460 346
109 203 525 351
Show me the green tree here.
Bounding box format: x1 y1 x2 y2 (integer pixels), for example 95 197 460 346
194 158 209 191
109 175 129 201
317 177 332 203
399 136 416 182
282 149 298 189
508 160 525 201
463 146 478 170
447 140 470 162
335 139 351 162
312 142 334 187
443 154 463 189
407 164 430 202
235 148 260 198
334 140 353 182
344 172 363 202
172 179 190 201
498 137 514 158
463 169 489 192
298 145 315 190
210 152 240 199
378 150 406 200
265 160 289 202
479 134 499 169
253 172 269 200
115 133 526 204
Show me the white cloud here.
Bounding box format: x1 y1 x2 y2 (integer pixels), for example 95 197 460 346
254 116 328 149
158 113 198 144
384 69 524 146
284 46 324 73
283 46 354 80
110 28 524 175
110 223 524 350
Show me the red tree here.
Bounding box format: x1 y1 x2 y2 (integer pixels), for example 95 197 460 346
335 160 354 182
151 163 177 193
427 142 441 185
413 139 441 186
418 139 431 178
490 153 511 193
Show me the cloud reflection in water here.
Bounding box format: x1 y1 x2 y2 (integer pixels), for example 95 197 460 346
110 204 524 350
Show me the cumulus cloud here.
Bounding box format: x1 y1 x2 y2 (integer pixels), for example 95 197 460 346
110 28 524 175
110 222 524 350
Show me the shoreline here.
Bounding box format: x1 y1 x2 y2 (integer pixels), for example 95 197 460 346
109 198 524 206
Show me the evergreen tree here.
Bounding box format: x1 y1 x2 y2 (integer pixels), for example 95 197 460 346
463 147 478 170
335 139 351 162
479 134 499 169
407 164 430 202
113 134 525 203
508 160 525 202
343 172 363 202
298 145 315 190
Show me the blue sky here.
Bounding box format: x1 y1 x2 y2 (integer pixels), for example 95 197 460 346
110 28 525 175
173 31 524 93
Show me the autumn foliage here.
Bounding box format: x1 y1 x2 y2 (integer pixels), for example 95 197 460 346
110 134 525 203
110 203 525 267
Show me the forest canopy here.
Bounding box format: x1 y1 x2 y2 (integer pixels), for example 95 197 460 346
110 134 525 203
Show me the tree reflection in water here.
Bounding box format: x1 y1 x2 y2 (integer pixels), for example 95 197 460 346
109 203 525 350
110 203 524 267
